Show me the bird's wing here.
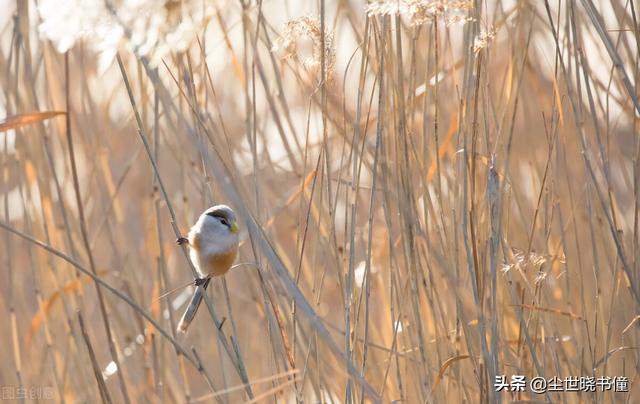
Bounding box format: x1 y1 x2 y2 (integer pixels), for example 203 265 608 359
187 226 201 250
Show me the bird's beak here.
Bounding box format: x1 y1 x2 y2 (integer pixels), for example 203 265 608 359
230 221 238 233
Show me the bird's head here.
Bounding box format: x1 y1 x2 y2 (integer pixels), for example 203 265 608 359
202 204 238 234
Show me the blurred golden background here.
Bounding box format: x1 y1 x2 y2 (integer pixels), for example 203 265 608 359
0 0 638 402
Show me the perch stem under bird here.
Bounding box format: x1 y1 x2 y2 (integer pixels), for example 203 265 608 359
175 205 239 333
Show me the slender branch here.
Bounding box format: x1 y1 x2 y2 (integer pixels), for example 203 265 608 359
0 220 202 371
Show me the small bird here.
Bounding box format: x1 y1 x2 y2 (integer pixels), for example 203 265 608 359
176 204 239 333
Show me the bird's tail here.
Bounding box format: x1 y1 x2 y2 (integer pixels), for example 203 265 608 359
177 278 211 333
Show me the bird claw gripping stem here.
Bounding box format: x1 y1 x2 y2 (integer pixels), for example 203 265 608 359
176 237 188 245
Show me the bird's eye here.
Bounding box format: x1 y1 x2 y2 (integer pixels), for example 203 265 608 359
206 210 232 229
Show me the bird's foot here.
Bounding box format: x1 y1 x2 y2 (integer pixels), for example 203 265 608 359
194 277 208 287
176 237 188 245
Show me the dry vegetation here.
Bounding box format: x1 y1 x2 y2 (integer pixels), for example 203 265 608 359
0 0 639 402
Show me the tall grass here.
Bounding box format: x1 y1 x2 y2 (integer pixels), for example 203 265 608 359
0 0 638 402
